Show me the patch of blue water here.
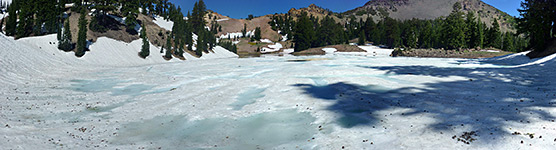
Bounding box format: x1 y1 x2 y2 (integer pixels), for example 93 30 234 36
230 87 266 110
69 79 122 93
111 84 156 96
115 109 317 149
69 79 155 96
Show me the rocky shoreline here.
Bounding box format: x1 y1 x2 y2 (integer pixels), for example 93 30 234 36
391 48 513 59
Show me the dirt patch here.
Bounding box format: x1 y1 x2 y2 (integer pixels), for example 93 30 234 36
391 48 513 58
329 45 365 52
138 14 170 48
292 44 365 56
67 10 139 44
216 15 281 42
292 47 326 56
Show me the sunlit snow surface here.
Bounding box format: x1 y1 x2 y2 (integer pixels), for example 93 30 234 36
2 34 556 149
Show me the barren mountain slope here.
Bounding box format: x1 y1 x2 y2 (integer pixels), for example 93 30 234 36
346 0 516 31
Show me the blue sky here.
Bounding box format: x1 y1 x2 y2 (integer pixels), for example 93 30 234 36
170 0 524 19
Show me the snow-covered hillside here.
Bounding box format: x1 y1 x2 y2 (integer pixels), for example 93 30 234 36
2 32 556 149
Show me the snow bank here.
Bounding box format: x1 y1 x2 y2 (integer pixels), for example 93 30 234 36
216 18 229 22
153 16 174 31
260 39 272 43
282 48 294 54
200 46 238 59
282 34 288 41
85 37 178 66
358 45 394 56
261 43 282 53
322 48 337 54
219 30 255 39
219 32 243 39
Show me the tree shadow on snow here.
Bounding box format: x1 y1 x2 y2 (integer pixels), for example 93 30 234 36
293 63 556 143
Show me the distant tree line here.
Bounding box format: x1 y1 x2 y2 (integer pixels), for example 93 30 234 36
272 2 528 53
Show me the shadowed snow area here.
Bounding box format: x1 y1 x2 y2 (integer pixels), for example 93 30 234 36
2 34 556 149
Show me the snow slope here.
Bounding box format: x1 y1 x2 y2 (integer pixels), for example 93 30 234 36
153 16 174 31
2 33 556 150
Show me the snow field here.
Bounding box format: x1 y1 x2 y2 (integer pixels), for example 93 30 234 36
2 33 556 149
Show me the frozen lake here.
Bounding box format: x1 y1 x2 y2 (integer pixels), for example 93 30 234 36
2 46 556 149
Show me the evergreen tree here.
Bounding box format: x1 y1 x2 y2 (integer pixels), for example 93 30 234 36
477 16 485 49
419 21 433 48
58 20 74 51
405 25 417 48
503 32 515 52
363 16 376 42
465 11 478 49
186 11 193 50
191 0 206 33
241 23 247 38
372 19 384 45
293 12 315 52
315 16 345 47
443 2 466 50
358 30 366 45
480 21 488 49
122 0 139 34
5 0 17 36
165 34 172 59
253 27 261 41
196 29 205 56
139 24 150 58
517 0 555 55
76 10 88 57
16 0 33 38
384 17 401 48
487 19 501 49
431 18 444 48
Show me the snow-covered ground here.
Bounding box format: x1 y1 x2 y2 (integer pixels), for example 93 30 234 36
2 33 556 149
261 43 282 53
153 16 174 31
219 30 255 39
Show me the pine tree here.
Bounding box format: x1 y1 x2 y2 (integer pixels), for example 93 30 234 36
196 29 205 56
517 0 555 56
58 19 74 51
186 11 193 51
76 10 88 57
477 16 485 49
253 27 261 41
488 19 501 49
139 24 150 58
122 0 139 34
503 32 515 52
293 12 315 52
358 30 366 45
384 17 401 48
5 0 17 36
405 25 417 48
241 23 247 38
465 11 478 49
165 34 172 59
363 16 375 42
16 0 33 38
419 21 433 48
191 0 206 33
443 2 466 50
